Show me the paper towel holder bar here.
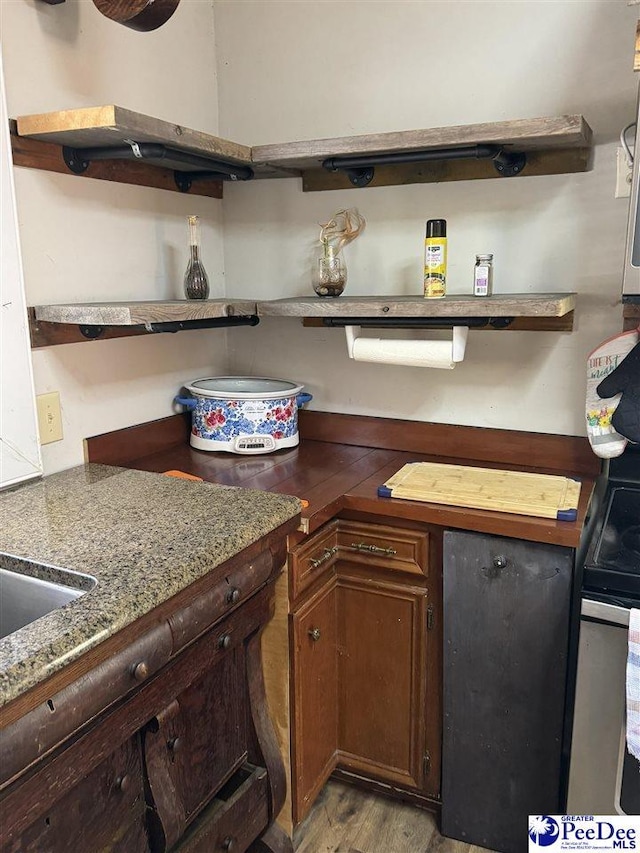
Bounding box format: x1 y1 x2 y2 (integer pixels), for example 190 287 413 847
345 324 469 368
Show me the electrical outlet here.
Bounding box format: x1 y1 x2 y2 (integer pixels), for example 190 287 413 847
36 392 63 444
615 147 633 199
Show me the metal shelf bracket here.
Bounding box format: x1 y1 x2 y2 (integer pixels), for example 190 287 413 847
78 315 259 340
322 145 527 187
320 317 515 330
62 141 254 190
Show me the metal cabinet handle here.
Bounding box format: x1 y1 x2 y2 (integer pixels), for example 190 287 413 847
167 736 181 753
226 587 241 605
482 556 508 579
309 546 338 569
222 838 235 851
308 627 321 642
131 661 149 682
350 542 398 556
218 634 231 650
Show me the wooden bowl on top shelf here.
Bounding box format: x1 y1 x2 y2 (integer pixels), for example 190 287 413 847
92 0 180 31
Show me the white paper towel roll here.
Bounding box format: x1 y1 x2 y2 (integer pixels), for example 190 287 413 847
351 337 456 368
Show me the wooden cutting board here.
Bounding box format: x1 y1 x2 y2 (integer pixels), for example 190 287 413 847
378 462 581 521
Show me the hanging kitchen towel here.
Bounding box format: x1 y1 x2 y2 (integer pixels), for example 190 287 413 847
586 328 639 458
627 608 640 763
597 340 640 445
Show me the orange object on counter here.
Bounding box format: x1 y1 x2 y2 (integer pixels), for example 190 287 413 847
300 499 309 508
163 470 204 482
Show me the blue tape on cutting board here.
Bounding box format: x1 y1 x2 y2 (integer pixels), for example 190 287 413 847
557 477 581 521
556 508 578 522
377 485 393 498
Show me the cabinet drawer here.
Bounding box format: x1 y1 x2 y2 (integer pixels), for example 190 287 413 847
1 619 173 786
1 736 148 853
337 521 429 577
289 520 338 600
169 548 274 652
176 764 269 853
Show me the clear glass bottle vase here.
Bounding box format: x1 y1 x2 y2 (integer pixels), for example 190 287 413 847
312 242 347 298
184 215 209 300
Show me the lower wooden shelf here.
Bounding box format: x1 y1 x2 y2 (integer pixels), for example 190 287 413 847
274 292 576 333
259 293 576 318
33 299 257 325
29 300 259 348
28 293 577 347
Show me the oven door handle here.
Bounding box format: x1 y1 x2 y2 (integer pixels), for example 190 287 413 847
581 598 631 627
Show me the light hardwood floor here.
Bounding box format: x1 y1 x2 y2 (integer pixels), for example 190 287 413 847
294 781 492 853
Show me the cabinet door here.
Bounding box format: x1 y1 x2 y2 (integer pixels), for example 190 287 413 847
291 575 338 824
441 530 573 853
2 735 148 853
336 570 429 791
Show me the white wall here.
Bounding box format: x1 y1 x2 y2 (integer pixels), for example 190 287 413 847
215 0 639 436
1 0 226 473
1 0 637 474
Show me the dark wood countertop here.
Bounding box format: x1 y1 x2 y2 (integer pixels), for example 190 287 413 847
86 411 601 548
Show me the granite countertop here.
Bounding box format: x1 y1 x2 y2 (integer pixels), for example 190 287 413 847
0 464 301 709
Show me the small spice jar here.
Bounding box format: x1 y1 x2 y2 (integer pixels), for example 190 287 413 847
473 254 493 297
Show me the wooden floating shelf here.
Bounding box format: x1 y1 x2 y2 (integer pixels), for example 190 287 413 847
253 115 594 192
29 300 258 348
33 299 257 326
16 105 254 169
12 106 593 195
258 293 577 319
10 121 224 200
29 294 576 347
253 117 593 169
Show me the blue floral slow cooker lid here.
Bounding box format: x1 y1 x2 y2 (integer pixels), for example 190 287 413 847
186 376 304 400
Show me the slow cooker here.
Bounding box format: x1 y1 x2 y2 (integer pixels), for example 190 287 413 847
175 376 312 454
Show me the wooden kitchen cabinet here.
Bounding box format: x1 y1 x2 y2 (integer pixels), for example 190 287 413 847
0 534 294 853
289 518 441 825
336 574 429 791
291 574 338 822
335 521 440 798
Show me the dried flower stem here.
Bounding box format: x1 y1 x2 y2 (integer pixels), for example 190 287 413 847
318 208 366 255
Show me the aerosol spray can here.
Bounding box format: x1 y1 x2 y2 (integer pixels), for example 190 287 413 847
424 219 447 299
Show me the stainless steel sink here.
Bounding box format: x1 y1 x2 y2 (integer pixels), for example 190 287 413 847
0 565 96 640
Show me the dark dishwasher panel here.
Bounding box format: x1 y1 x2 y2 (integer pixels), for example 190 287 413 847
442 530 574 853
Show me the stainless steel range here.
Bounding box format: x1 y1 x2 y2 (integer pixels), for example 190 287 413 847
568 445 640 816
